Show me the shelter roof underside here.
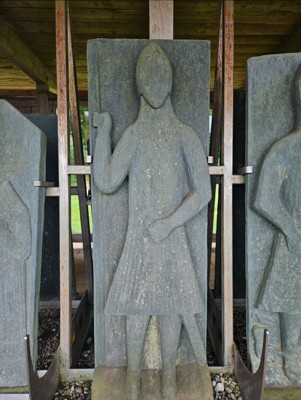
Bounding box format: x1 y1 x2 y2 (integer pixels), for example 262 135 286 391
0 0 301 93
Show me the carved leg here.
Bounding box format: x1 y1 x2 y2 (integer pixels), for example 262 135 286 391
280 313 301 385
252 308 278 358
126 315 150 400
159 314 182 400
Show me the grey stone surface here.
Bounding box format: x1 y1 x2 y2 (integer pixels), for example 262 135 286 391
246 54 301 386
26 115 59 300
88 39 211 397
92 363 213 400
0 100 46 387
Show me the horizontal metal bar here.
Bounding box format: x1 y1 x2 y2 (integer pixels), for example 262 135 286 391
45 187 60 197
57 366 233 382
67 165 91 175
232 175 245 184
39 299 81 309
66 164 231 177
209 165 225 175
0 396 29 399
60 368 94 382
34 181 55 187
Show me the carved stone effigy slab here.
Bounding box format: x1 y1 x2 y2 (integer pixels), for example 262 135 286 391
0 100 46 388
88 40 212 399
26 115 59 300
246 54 301 386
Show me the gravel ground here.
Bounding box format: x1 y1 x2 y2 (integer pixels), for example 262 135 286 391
38 309 245 399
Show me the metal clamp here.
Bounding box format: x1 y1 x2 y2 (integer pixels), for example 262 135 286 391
25 335 60 400
34 181 55 187
207 156 214 165
86 155 93 164
238 166 253 175
234 329 268 400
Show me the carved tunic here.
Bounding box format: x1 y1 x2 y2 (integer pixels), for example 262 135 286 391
94 100 211 316
255 134 301 313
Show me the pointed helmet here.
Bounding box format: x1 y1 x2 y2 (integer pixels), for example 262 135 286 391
136 42 173 109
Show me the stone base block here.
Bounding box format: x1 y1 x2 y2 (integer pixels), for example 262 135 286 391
264 388 301 399
92 363 213 400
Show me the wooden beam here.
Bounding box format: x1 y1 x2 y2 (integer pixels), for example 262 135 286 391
278 24 301 53
67 7 94 300
221 0 234 367
0 15 57 93
56 0 72 375
149 0 174 39
207 2 223 365
36 82 50 114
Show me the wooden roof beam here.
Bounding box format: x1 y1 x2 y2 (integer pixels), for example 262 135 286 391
278 24 301 53
0 15 57 93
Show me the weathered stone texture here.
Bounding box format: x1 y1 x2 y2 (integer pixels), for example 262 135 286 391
88 39 210 370
25 115 59 300
0 100 46 387
246 54 301 386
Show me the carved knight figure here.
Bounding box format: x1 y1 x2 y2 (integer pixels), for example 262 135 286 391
252 62 301 385
0 133 31 374
93 42 211 400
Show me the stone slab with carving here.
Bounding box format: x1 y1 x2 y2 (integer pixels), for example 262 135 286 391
26 114 59 300
246 54 301 386
88 40 212 399
0 100 46 389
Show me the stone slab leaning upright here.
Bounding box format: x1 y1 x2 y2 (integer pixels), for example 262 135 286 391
0 100 46 389
88 39 212 399
246 54 301 387
26 115 59 301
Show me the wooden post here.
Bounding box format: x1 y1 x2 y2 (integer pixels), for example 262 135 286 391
207 2 224 366
149 0 173 39
36 82 49 114
221 0 234 366
67 7 94 300
208 2 223 282
55 0 72 375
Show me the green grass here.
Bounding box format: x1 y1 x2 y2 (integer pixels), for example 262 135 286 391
71 195 92 233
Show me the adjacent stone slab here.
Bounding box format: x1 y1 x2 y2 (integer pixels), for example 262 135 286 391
26 114 59 300
88 38 210 373
92 363 213 400
246 54 301 386
0 100 46 388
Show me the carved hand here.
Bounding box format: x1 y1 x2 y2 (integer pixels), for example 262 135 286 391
93 111 112 136
148 219 171 243
286 231 301 255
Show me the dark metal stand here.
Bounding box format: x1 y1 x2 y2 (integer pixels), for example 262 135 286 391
234 329 269 400
25 335 60 400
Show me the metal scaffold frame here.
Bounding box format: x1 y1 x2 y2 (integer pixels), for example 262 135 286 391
55 0 237 381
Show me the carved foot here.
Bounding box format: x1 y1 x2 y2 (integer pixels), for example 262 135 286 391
252 325 266 358
126 370 141 400
283 354 300 385
162 369 177 400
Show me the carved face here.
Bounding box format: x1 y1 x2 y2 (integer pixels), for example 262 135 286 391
136 42 172 109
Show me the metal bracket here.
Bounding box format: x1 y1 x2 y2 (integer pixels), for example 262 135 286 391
234 329 269 400
86 155 93 164
238 166 253 175
34 181 55 187
207 156 214 164
25 335 60 400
